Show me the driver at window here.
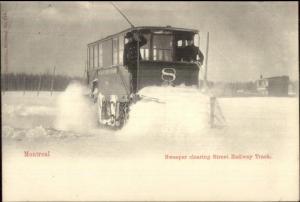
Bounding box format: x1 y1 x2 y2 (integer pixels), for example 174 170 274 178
123 31 147 94
182 37 204 65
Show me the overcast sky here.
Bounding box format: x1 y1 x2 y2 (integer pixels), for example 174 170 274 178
1 1 298 81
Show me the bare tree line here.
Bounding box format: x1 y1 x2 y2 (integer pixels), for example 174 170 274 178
1 72 83 93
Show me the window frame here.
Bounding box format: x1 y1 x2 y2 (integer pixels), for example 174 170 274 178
93 44 98 68
151 33 174 62
118 34 124 65
89 46 93 69
99 43 103 68
139 33 151 61
112 37 119 65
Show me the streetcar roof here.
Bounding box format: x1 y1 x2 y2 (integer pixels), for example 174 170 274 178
88 26 199 46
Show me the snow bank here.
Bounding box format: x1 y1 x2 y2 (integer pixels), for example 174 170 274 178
119 86 211 140
2 104 56 117
2 125 47 140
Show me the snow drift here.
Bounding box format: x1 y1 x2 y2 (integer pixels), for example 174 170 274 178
54 82 97 134
120 85 211 139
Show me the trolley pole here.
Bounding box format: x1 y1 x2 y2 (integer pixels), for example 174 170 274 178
111 2 135 28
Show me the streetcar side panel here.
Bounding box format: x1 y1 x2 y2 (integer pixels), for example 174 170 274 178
87 34 129 100
96 66 130 100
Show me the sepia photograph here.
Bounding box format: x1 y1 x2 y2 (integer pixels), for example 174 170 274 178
1 1 299 201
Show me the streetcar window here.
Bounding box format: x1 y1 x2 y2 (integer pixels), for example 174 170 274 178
153 35 173 61
177 40 183 47
97 44 99 67
119 35 124 65
112 38 118 65
94 45 98 68
194 34 199 47
175 33 198 62
89 46 93 69
102 39 112 67
140 34 150 60
99 43 103 68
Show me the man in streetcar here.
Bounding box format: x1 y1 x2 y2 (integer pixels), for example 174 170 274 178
182 36 204 65
123 31 147 94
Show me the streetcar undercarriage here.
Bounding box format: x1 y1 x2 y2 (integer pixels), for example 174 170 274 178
96 93 130 128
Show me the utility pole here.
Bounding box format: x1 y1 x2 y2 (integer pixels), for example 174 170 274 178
37 74 42 96
204 32 209 85
2 74 6 94
23 75 26 95
50 66 56 96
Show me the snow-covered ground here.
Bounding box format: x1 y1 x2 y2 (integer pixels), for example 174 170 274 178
2 84 299 201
